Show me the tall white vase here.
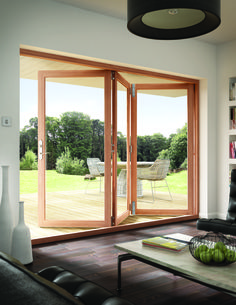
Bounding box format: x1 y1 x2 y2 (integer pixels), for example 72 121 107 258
0 165 13 254
11 201 33 264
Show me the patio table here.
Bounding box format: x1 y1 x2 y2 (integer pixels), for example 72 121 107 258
98 161 153 197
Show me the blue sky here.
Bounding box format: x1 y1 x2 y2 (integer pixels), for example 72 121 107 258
20 79 187 138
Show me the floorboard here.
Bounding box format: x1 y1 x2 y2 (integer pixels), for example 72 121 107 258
27 220 236 305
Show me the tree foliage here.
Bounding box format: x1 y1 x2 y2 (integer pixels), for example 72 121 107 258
20 111 187 171
168 123 187 169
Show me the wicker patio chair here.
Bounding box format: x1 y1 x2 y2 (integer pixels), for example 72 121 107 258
137 159 172 202
86 158 104 192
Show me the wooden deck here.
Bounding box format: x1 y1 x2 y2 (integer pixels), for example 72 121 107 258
21 189 187 240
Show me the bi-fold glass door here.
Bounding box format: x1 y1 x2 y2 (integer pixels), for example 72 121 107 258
38 70 132 227
38 69 198 228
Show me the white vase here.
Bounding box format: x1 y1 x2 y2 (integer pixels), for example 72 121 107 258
0 165 13 254
11 201 33 264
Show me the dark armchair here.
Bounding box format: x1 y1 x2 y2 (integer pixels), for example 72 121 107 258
197 169 236 236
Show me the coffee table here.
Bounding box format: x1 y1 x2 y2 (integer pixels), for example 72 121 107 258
115 236 236 296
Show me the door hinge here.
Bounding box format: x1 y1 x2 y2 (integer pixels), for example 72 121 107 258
130 145 132 153
131 84 136 98
111 144 115 153
111 216 115 226
131 201 136 215
111 71 115 80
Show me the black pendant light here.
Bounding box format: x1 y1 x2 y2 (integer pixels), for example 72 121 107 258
127 0 221 40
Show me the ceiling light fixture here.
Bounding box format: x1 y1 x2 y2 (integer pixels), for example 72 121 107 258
127 0 221 40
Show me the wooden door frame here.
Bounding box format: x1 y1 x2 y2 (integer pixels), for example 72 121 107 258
112 72 132 226
38 69 112 227
131 83 199 216
21 48 199 244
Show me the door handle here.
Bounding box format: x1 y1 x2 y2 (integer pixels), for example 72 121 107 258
39 140 43 160
38 140 49 160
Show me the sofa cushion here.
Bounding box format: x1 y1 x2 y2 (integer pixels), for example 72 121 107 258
38 266 134 305
197 218 236 236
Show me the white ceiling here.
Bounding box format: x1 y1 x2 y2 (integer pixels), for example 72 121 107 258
20 55 187 97
53 0 236 45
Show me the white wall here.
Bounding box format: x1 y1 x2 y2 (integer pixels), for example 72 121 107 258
217 40 236 218
0 0 218 222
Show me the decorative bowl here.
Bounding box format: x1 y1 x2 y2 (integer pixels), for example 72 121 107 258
189 232 236 266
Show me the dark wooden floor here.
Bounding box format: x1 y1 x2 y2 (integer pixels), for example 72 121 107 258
27 221 236 305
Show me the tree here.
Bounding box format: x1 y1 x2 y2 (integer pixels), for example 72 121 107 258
58 112 92 163
20 116 61 169
149 133 168 160
20 117 38 159
168 123 187 169
19 112 187 171
117 131 126 161
137 136 146 161
45 116 60 169
137 133 168 161
90 119 104 161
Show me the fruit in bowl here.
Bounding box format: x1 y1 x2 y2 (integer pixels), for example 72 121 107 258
214 241 227 254
225 249 236 263
199 249 213 264
212 249 225 263
194 245 208 259
189 233 236 266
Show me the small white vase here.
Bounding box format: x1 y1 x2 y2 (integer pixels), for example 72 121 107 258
0 165 13 254
11 201 33 264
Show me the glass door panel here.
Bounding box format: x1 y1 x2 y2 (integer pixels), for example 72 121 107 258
136 89 188 214
115 80 130 224
129 82 197 217
45 77 105 221
111 72 131 226
38 70 111 227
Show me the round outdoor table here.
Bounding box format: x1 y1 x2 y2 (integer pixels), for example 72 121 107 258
98 161 153 197
117 162 153 197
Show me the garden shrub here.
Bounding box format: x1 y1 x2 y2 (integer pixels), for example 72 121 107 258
56 147 88 175
180 158 187 169
158 149 170 160
20 149 38 170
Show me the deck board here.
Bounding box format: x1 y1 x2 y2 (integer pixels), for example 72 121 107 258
20 190 187 239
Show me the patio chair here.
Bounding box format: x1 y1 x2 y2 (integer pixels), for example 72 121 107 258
86 158 104 192
137 159 172 202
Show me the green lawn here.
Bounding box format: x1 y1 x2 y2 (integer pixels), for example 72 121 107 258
20 170 90 194
166 171 187 194
20 170 187 195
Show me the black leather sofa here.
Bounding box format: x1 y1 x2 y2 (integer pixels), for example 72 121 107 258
0 251 133 305
197 169 236 236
